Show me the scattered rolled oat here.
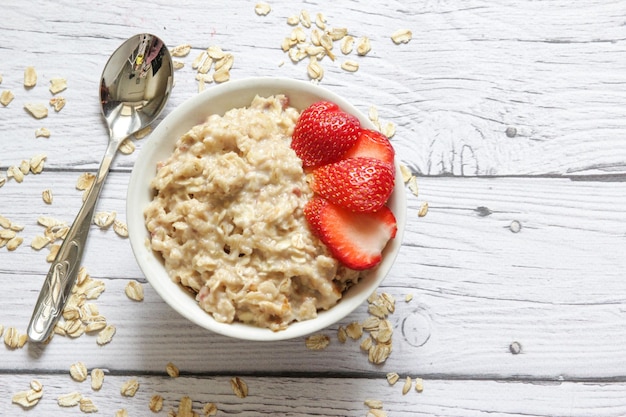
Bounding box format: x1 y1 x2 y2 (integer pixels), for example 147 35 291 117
96 324 116 345
79 397 98 413
254 2 271 15
386 372 399 385
91 368 105 390
367 409 388 417
47 244 60 262
230 377 248 398
177 396 194 416
1 89 15 106
399 164 412 183
125 280 144 301
341 60 359 72
70 361 89 382
6 236 24 251
173 60 185 70
24 66 37 87
405 293 414 302
30 379 43 392
12 389 41 409
113 219 129 238
149 394 164 412
341 35 354 54
76 172 96 191
4 326 21 348
305 333 330 350
58 391 82 407
42 189 53 204
93 211 116 229
356 36 371 56
8 165 25 183
415 377 424 393
35 127 51 138
202 402 218 416
49 96 66 112
364 399 383 409
418 202 429 217
115 409 129 417
307 57 324 81
24 103 48 119
337 326 347 343
368 343 392 364
49 77 67 94
391 28 413 44
170 44 192 57
118 138 136 155
360 336 373 351
120 378 140 397
345 321 363 340
401 376 412 395
166 361 180 378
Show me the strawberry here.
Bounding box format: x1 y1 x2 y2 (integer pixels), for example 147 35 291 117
310 157 395 212
304 196 397 270
291 101 361 168
343 129 395 165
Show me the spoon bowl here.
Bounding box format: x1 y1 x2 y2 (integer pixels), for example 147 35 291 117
27 33 173 343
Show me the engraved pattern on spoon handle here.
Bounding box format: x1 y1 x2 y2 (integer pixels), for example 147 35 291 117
27 144 117 343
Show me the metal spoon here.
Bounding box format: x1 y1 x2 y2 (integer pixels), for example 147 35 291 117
27 34 173 343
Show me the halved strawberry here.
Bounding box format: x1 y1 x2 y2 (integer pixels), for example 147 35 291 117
310 157 395 212
343 129 395 165
304 197 397 270
291 101 361 168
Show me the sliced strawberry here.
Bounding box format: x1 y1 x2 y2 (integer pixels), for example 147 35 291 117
343 129 395 165
311 157 395 213
291 101 361 168
304 197 397 270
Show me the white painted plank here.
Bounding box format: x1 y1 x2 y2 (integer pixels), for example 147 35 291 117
1 0 625 175
1 175 625 379
2 373 626 417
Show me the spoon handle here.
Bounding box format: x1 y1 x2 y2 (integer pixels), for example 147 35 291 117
27 140 120 343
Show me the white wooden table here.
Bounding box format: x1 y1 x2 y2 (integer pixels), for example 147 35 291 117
2 1 626 415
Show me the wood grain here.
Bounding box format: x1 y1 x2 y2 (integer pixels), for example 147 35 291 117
1 0 625 175
1 1 625 416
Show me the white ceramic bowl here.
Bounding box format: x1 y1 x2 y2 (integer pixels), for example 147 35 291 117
127 77 406 341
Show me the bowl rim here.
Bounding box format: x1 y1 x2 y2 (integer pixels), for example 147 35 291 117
127 76 406 341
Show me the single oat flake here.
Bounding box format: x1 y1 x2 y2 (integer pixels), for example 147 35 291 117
166 361 180 378
305 333 330 350
49 78 68 94
24 66 37 87
24 103 48 119
96 324 116 345
254 2 271 16
170 44 192 57
58 391 82 407
149 395 164 412
0 89 15 106
120 378 140 397
230 376 249 398
391 28 413 44
79 397 98 413
91 368 105 390
70 361 88 382
35 127 51 138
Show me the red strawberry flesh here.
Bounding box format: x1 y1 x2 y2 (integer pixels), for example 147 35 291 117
343 129 395 165
291 101 361 168
304 197 397 270
311 157 395 213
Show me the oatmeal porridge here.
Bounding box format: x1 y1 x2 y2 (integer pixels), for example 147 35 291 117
144 95 361 331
